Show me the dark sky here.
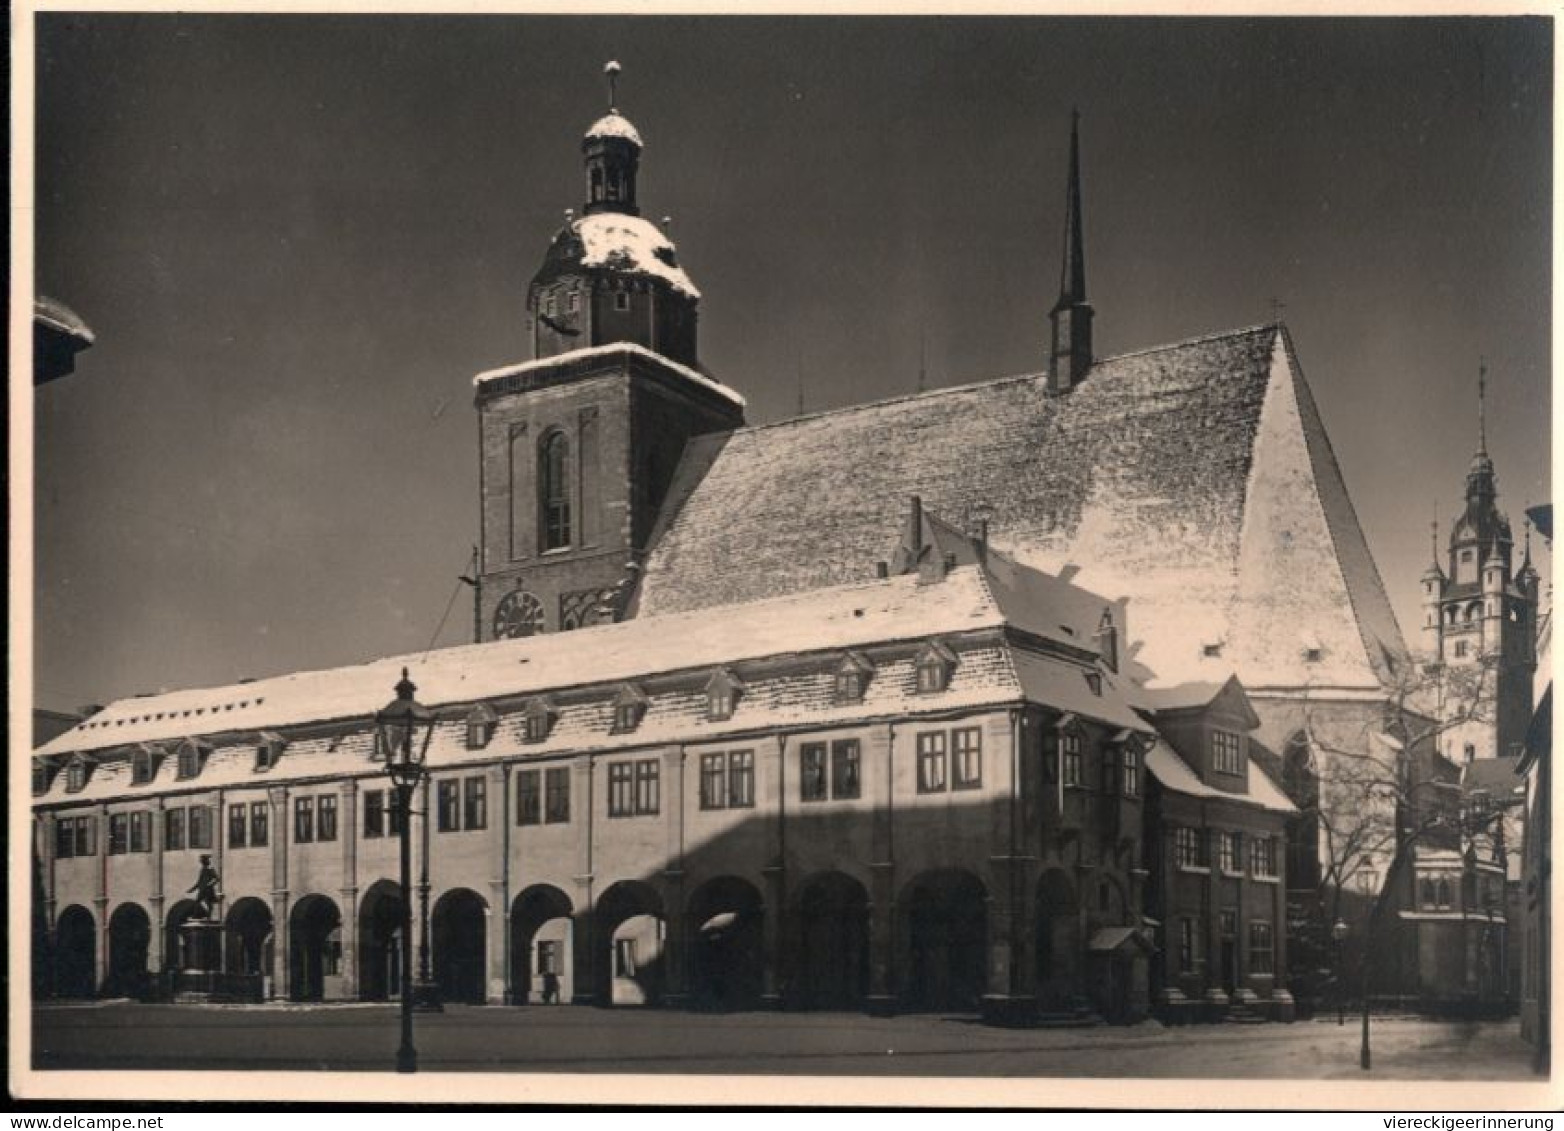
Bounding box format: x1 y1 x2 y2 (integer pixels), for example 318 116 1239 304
32 14 1552 710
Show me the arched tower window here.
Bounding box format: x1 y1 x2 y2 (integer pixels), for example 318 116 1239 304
539 430 572 551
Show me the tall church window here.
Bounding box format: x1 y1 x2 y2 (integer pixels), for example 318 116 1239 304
539 430 572 551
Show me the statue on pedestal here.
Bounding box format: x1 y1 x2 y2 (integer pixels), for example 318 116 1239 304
188 855 223 920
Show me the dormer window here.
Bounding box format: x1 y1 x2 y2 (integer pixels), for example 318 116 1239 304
33 761 55 796
1085 671 1103 696
521 700 554 745
914 641 955 694
254 732 286 772
705 668 744 722
466 704 499 750
176 739 209 781
1120 741 1140 798
131 745 157 785
65 757 91 794
834 652 874 705
611 685 647 734
1212 730 1244 776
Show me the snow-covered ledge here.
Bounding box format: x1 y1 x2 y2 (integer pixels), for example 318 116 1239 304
473 342 746 409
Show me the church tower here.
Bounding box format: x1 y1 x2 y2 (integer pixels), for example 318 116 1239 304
1048 111 1094 394
471 63 745 642
1423 367 1537 763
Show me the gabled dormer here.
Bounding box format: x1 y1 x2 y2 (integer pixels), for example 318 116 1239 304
175 737 212 781
834 650 875 704
33 758 58 797
1135 673 1261 794
64 754 95 794
521 697 556 744
130 742 166 785
914 639 957 694
465 703 500 749
254 731 287 772
705 667 745 721
611 683 648 734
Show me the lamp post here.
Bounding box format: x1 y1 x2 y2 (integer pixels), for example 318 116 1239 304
375 668 435 1075
1331 919 1348 1025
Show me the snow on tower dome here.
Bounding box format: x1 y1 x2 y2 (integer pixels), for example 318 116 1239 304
586 112 643 148
574 211 700 298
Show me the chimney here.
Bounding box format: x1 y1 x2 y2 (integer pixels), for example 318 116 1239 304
905 495 924 555
1095 606 1119 673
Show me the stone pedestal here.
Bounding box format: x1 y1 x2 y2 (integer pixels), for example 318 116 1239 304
179 919 223 973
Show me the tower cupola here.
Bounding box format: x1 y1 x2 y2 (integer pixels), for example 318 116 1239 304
526 62 703 368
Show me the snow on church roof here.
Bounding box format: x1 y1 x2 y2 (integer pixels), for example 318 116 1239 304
35 562 1142 761
586 112 643 147
638 324 1408 694
474 342 745 409
573 212 700 299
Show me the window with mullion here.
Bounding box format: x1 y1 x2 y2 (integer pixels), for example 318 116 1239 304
634 759 660 815
917 732 948 793
830 739 861 799
952 728 982 789
164 808 186 852
250 800 269 847
295 796 315 843
188 806 211 849
108 813 129 855
699 753 727 811
464 776 488 830
130 811 150 853
545 767 570 823
1061 732 1083 787
608 763 635 818
437 780 461 832
727 750 755 808
800 743 827 802
364 790 385 838
517 769 542 826
1175 826 1203 869
318 795 337 841
55 818 75 859
1248 921 1274 974
229 803 248 849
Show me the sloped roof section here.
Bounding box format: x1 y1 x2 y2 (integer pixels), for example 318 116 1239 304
639 324 1406 692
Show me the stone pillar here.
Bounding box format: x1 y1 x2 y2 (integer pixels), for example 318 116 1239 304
570 754 595 1005
269 786 290 1000
338 778 359 1001
866 723 897 1014
93 896 109 995
660 746 688 1007
489 762 510 1005
760 735 786 1007
94 803 109 994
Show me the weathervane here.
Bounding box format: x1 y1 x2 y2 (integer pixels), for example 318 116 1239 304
605 60 622 111
1477 358 1488 453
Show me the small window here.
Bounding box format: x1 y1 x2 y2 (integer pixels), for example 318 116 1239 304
614 291 631 312
229 803 248 849
318 795 338 842
464 776 488 830
132 748 156 785
916 657 949 694
177 744 203 781
917 731 948 793
1436 877 1453 909
800 743 828 802
699 752 728 810
545 767 571 824
437 780 461 832
364 790 386 839
1212 730 1244 776
164 807 186 852
1202 642 1223 658
835 670 863 704
467 706 499 749
255 737 284 773
1061 732 1083 788
251 800 269 847
1085 671 1103 696
831 739 861 800
634 759 660 815
1250 836 1276 877
1179 918 1200 973
1120 744 1140 798
1175 826 1205 869
66 760 89 793
524 708 552 744
295 796 315 844
608 762 635 817
1454 640 1470 659
130 811 151 853
708 689 733 722
1303 647 1322 664
517 769 542 826
189 806 212 849
108 813 129 855
1219 831 1242 874
952 727 982 790
568 290 580 314
1248 921 1274 975
727 750 754 808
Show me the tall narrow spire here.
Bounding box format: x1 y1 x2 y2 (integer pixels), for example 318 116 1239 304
1048 109 1094 394
1059 108 1087 306
605 60 621 110
1477 358 1488 454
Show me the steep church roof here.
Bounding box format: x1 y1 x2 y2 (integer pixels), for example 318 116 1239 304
638 323 1407 693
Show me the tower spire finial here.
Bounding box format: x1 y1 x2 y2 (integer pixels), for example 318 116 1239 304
605 60 622 111
1048 109 1094 393
1478 357 1488 455
1060 108 1086 303
1431 500 1440 564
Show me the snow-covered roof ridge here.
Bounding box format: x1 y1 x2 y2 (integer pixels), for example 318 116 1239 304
586 112 643 147
473 342 745 408
574 212 700 298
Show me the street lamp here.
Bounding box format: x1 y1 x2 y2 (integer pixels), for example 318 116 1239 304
1331 919 1349 1026
375 668 436 1075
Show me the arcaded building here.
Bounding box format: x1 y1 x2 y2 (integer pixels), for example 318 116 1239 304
34 76 1431 1021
